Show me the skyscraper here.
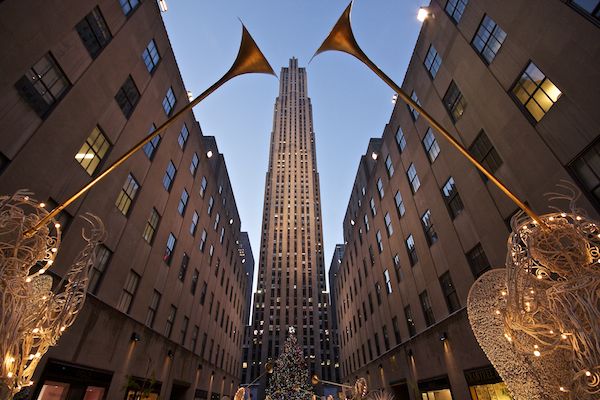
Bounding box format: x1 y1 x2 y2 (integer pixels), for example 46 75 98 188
244 58 335 396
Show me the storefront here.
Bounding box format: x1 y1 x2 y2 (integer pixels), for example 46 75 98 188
33 360 113 400
418 376 453 400
464 366 511 400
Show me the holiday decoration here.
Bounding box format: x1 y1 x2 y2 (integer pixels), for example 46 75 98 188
265 328 313 400
0 191 105 399
468 187 600 400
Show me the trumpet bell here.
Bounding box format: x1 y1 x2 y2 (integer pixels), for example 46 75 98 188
226 24 276 80
314 2 366 62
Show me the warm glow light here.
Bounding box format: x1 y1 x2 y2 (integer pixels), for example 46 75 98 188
206 150 213 158
417 7 429 21
371 152 378 160
54 223 61 228
534 350 541 357
74 153 94 160
39 203 45 208
585 371 591 377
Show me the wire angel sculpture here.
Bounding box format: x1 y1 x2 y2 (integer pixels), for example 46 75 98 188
0 191 105 399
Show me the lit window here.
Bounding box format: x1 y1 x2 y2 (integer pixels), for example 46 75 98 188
385 155 394 178
163 161 176 191
178 189 189 215
376 230 383 253
469 130 503 174
115 76 140 118
119 0 140 16
394 191 405 218
395 127 407 153
407 163 420 193
115 174 139 215
384 212 393 237
200 176 207 197
445 0 468 23
421 210 438 245
406 234 418 266
442 177 464 219
422 128 440 163
443 81 467 122
162 87 176 116
142 39 160 72
164 233 176 265
88 245 111 294
15 53 70 118
190 153 199 176
190 211 199 235
472 15 506 64
424 44 442 78
569 139 600 207
142 208 160 244
178 123 189 149
76 7 111 59
408 91 421 120
420 291 435 326
117 270 140 313
377 178 385 199
143 124 160 160
512 62 562 122
75 126 110 175
384 270 392 294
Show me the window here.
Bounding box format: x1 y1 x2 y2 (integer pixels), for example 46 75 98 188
190 211 199 235
200 281 208 304
443 81 467 122
364 214 370 232
445 0 468 23
393 254 402 282
469 130 503 174
76 7 111 58
178 189 189 215
420 291 435 326
163 161 176 191
385 155 394 178
213 213 220 231
408 91 421 120
117 270 140 314
145 290 160 327
467 243 491 277
178 253 189 282
165 305 177 338
570 0 600 21
382 325 390 351
190 153 199 176
164 233 176 265
119 0 140 15
115 76 140 118
162 87 176 116
384 270 392 294
384 212 393 237
180 316 189 345
219 227 224 243
115 174 139 215
376 230 383 253
377 178 385 199
200 176 207 197
406 234 418 266
570 140 600 206
191 326 199 352
424 44 442 78
370 198 377 217
472 15 506 64
511 62 562 122
88 245 111 293
199 229 207 252
75 126 110 175
421 210 438 245
392 317 401 344
405 305 416 336
142 39 160 72
191 269 199 294
15 53 70 118
422 128 441 163
143 124 160 160
407 163 420 193
395 127 407 153
440 272 460 313
207 196 214 215
178 124 189 149
143 208 160 244
442 177 464 219
375 282 382 305
394 191 405 218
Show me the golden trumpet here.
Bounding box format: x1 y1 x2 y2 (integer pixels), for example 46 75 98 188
314 2 541 225
25 24 275 237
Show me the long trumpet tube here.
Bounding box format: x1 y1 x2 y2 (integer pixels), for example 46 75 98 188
25 25 275 237
314 379 353 389
314 2 542 225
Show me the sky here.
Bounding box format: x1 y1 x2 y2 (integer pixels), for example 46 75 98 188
161 1 424 294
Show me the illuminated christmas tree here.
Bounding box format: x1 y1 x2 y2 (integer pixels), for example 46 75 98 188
265 327 313 400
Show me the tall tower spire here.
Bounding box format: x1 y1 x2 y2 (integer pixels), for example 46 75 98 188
245 58 334 395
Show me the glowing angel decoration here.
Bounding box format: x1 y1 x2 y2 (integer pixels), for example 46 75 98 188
0 192 104 399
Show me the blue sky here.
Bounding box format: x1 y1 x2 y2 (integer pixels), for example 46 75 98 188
162 1 423 292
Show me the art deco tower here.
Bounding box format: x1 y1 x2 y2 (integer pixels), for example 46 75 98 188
245 58 335 395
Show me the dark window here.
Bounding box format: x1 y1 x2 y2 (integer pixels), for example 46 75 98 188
178 189 189 215
422 128 440 163
178 253 189 282
119 0 140 16
142 39 160 73
15 53 70 118
382 326 390 351
89 244 111 293
164 233 176 265
420 291 435 326
569 139 600 207
406 234 418 266
405 305 416 336
570 0 600 22
385 155 395 178
512 62 562 122
424 44 442 78
117 270 140 314
407 163 420 193
165 305 177 338
408 91 421 120
190 153 199 176
467 243 491 277
392 317 401 344
440 271 460 313
421 210 438 245
142 208 160 244
375 282 382 305
145 290 160 327
163 161 177 191
393 254 402 282
191 269 199 294
442 177 464 219
377 178 384 199
178 124 189 149
115 174 139 216
163 87 176 116
384 212 393 237
180 317 189 345
395 127 407 153
472 15 507 64
143 124 161 160
469 130 503 174
200 281 208 304
75 126 110 175
445 0 468 23
443 81 467 122
115 76 140 118
76 7 111 58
